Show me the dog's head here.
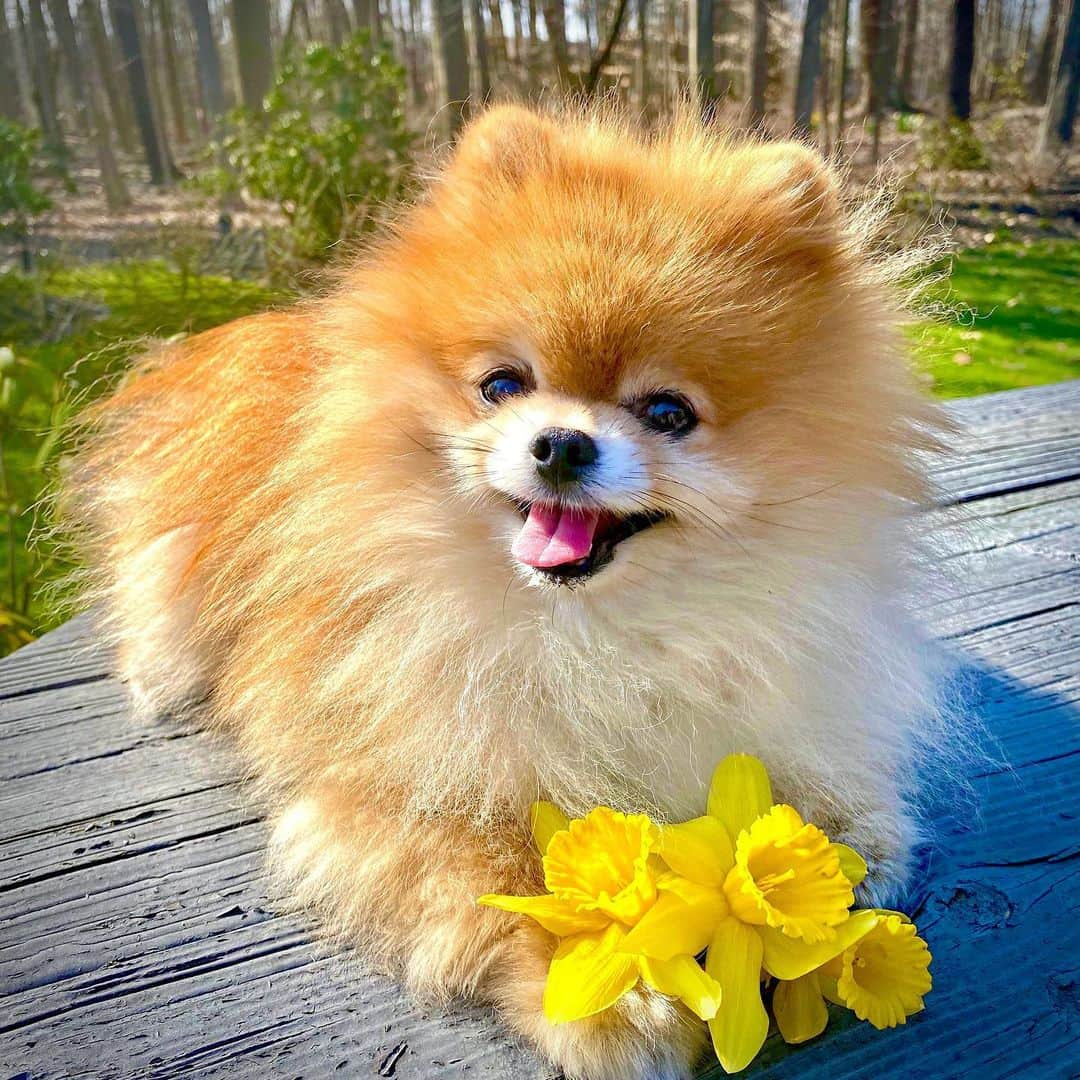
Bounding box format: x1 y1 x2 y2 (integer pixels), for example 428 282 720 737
317 106 929 609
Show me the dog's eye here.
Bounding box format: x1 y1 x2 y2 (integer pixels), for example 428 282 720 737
635 392 697 436
480 371 529 404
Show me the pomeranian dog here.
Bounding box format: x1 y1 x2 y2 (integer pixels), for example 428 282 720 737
66 105 948 1079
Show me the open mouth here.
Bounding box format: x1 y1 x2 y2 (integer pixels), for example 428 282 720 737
510 501 667 582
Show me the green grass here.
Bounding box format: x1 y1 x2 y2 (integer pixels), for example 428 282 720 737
911 238 1080 398
0 260 283 648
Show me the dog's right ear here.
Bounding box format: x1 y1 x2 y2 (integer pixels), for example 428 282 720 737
443 105 561 191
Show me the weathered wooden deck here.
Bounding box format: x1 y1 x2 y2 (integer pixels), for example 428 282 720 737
2 381 1079 1080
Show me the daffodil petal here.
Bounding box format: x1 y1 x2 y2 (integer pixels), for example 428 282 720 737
836 914 933 1030
477 892 609 936
707 754 773 840
759 908 879 980
530 801 569 854
639 954 723 1021
773 973 829 1044
659 816 735 886
543 924 640 1024
833 843 868 887
705 917 769 1074
620 877 728 960
819 973 844 1006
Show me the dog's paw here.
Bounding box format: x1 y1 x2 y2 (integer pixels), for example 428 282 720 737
493 927 706 1080
530 987 706 1080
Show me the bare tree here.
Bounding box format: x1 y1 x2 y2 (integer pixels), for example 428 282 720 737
1032 0 1065 102
897 0 920 107
689 0 715 108
432 0 471 138
467 0 491 99
1038 0 1080 152
186 0 226 130
835 0 851 149
231 0 274 112
81 0 137 153
585 0 631 91
862 0 897 159
749 0 769 127
23 1 66 158
154 0 189 146
794 0 829 136
351 0 383 44
108 0 174 184
46 0 130 208
635 0 648 107
0 1 26 122
947 0 976 119
539 0 571 82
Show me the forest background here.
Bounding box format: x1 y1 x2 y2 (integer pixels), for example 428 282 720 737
0 0 1077 651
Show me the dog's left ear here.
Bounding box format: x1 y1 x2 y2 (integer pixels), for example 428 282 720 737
442 105 562 193
745 142 841 229
712 141 844 264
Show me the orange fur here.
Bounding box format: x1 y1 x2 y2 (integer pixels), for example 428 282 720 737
64 104 948 1080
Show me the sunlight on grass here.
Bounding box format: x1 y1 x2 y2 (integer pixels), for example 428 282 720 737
0 261 283 645
911 239 1079 398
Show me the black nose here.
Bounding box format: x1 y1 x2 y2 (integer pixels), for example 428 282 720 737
529 427 598 487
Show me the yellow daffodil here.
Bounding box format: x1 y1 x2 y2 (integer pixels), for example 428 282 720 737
773 911 933 1042
635 754 868 1073
478 804 724 1025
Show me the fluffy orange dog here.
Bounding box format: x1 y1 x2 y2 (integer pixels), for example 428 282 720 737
67 105 948 1079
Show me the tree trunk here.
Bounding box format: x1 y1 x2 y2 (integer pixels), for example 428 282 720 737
897 0 920 106
947 0 976 119
748 0 769 127
834 0 850 151
231 0 274 113
586 0 631 90
486 0 508 74
1038 0 1080 151
0 1 26 122
326 0 351 43
185 0 225 131
432 0 470 139
108 0 173 184
794 0 829 135
1032 0 1065 102
23 1 66 158
688 0 715 109
155 0 189 145
467 0 491 98
139 0 178 180
636 0 648 108
351 0 383 44
539 0 571 82
862 0 896 160
48 0 130 208
81 0 136 153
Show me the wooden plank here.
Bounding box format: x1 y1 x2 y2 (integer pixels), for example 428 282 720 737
1 383 1078 1080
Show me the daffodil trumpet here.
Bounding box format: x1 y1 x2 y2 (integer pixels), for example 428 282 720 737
479 804 724 1024
476 754 932 1074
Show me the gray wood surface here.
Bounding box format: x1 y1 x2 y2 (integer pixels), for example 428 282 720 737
2 381 1079 1080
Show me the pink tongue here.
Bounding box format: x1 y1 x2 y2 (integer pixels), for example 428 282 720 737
512 504 601 568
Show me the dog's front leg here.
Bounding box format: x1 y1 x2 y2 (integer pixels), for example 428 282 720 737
269 785 706 1080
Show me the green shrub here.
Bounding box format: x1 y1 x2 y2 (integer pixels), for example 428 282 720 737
0 120 52 238
201 32 415 260
0 262 285 654
917 119 992 171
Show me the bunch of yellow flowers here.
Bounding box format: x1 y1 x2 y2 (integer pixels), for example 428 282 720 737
479 754 932 1073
